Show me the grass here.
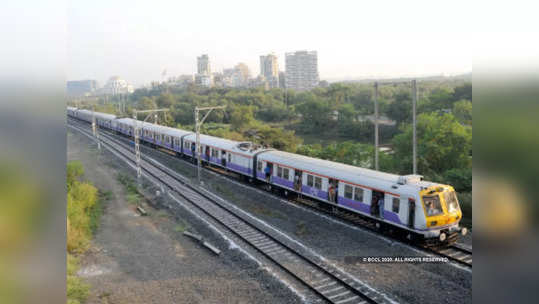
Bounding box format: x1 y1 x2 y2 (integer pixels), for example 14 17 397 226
117 173 142 205
67 251 89 304
174 221 190 233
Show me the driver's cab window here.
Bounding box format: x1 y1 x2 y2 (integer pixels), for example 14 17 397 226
423 194 443 216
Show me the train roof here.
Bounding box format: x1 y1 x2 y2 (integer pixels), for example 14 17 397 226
77 109 117 120
142 123 192 138
67 106 77 111
259 150 437 194
183 133 239 150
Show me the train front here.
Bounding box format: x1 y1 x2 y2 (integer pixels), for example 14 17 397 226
420 185 468 245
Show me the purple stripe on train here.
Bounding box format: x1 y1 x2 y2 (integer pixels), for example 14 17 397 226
272 176 294 189
227 162 251 175
338 197 371 214
301 185 328 201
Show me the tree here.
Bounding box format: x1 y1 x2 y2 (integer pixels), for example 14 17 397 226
453 99 472 125
453 83 472 102
296 98 331 132
156 93 175 108
386 91 412 125
392 112 471 176
429 87 454 110
230 105 255 132
137 96 157 110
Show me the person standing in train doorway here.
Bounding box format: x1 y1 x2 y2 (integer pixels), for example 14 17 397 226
191 143 196 164
378 195 385 219
264 164 272 182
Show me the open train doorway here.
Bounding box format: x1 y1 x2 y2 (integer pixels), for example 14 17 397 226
264 162 273 182
294 170 303 192
408 199 415 228
371 190 384 218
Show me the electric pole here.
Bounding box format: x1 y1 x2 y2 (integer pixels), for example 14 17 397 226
132 108 169 182
92 106 101 150
194 106 226 185
374 82 379 171
412 79 417 175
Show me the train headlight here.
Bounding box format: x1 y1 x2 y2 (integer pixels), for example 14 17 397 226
439 232 447 242
461 227 468 236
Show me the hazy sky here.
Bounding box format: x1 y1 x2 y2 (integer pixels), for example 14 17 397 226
68 0 472 87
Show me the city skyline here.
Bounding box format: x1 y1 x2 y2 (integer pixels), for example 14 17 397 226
67 0 472 87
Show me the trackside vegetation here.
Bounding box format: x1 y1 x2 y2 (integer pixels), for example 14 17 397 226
67 161 105 304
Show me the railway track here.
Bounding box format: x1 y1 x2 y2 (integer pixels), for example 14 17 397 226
69 118 472 269
68 120 392 304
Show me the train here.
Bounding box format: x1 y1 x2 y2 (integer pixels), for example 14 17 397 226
67 106 468 245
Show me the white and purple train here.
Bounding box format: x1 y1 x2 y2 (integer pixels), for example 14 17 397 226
68 107 467 244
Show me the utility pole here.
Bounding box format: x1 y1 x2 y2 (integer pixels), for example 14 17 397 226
194 106 226 185
132 108 169 182
412 79 417 175
92 106 101 150
374 82 379 171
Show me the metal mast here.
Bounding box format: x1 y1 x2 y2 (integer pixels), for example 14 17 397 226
194 106 226 185
412 79 417 174
132 108 169 182
374 82 379 171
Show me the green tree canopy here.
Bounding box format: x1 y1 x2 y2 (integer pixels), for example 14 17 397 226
392 112 471 176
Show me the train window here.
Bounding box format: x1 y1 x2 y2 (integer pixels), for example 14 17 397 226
228 153 231 163
166 136 170 143
443 191 459 213
174 138 179 146
283 168 289 180
277 166 283 178
392 197 400 213
212 149 218 158
354 187 364 202
257 161 262 171
307 175 314 187
344 185 353 199
422 194 443 216
314 177 322 189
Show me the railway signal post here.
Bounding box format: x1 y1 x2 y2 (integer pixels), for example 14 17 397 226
194 106 226 185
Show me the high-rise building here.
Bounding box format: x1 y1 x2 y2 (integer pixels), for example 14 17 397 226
285 50 319 91
260 53 279 88
197 54 211 75
232 63 250 87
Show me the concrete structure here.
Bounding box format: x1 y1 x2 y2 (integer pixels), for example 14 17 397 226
66 80 98 97
197 54 211 76
195 74 212 88
285 50 319 91
279 71 286 89
260 54 279 88
101 76 134 95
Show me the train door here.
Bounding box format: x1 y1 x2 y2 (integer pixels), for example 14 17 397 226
408 199 415 228
221 150 227 167
265 162 273 182
328 178 337 203
371 190 384 217
205 146 210 161
294 170 303 192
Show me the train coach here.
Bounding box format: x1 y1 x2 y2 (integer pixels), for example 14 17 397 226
255 150 467 243
68 108 467 245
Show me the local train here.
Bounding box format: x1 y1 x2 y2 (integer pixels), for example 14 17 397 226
67 106 468 245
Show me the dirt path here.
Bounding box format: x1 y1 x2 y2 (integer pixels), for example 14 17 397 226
67 130 296 304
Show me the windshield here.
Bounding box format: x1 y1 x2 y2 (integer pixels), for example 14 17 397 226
443 190 460 213
423 194 444 216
